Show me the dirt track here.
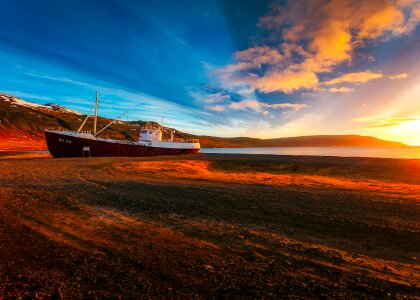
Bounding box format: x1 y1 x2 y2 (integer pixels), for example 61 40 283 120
0 154 419 298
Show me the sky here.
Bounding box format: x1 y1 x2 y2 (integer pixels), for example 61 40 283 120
0 0 419 145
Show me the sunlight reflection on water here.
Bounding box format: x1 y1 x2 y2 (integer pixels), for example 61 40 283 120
200 147 420 159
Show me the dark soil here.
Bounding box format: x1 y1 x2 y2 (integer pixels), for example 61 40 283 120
0 154 419 298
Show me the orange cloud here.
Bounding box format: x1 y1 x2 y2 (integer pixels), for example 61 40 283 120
389 72 409 80
329 87 355 93
255 70 319 94
216 0 419 95
358 5 405 39
323 72 383 85
310 20 352 67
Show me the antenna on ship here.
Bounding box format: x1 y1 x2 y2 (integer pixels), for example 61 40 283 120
95 111 128 137
93 91 99 135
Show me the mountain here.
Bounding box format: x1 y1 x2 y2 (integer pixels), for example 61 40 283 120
187 135 406 148
0 93 152 151
0 93 406 151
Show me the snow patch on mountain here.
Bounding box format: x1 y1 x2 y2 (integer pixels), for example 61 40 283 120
0 93 81 115
44 103 82 115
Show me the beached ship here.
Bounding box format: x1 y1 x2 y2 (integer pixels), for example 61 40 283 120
45 92 200 158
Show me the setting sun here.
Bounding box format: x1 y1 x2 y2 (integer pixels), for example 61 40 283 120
383 120 420 146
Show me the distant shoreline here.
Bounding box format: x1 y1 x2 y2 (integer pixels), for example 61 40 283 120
1 146 420 160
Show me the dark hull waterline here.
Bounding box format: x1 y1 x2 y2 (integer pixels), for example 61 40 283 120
45 131 199 158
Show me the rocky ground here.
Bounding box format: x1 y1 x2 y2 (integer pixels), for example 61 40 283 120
0 154 419 298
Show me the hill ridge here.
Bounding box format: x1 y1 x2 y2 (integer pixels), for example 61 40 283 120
0 92 406 150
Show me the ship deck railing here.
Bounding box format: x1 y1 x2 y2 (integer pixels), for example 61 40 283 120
46 129 199 144
161 138 199 143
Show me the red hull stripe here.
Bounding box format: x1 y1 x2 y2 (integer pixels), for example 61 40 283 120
45 131 199 158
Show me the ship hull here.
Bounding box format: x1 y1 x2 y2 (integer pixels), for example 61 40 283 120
45 131 199 158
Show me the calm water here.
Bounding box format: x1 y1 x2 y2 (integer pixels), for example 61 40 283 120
9 148 420 159
200 147 420 159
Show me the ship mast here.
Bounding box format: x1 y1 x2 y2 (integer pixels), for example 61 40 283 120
77 102 95 133
93 91 99 135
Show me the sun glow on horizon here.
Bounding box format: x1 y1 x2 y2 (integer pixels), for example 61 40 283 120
365 120 420 146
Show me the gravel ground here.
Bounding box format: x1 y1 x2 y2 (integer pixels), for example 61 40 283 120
0 154 419 298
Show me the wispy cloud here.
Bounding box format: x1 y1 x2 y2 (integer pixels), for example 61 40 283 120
267 103 308 110
203 92 230 103
229 99 261 110
329 87 354 93
389 72 409 80
0 90 54 102
219 99 308 112
208 105 225 112
23 72 195 114
323 72 383 86
354 115 420 128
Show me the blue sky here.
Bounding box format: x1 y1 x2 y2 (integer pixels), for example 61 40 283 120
0 0 419 144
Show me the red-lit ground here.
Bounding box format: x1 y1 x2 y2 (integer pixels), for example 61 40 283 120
0 154 419 298
0 134 46 151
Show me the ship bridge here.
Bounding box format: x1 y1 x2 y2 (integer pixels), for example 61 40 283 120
139 128 162 142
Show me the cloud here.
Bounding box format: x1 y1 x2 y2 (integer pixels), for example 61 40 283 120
236 87 255 95
323 72 383 85
228 99 308 112
206 98 308 113
204 92 230 103
309 20 352 67
389 72 409 80
254 70 319 94
229 99 261 110
207 105 226 112
358 5 405 39
235 46 284 66
216 62 256 74
329 87 355 93
215 0 420 95
267 103 308 111
354 115 420 128
215 46 284 76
